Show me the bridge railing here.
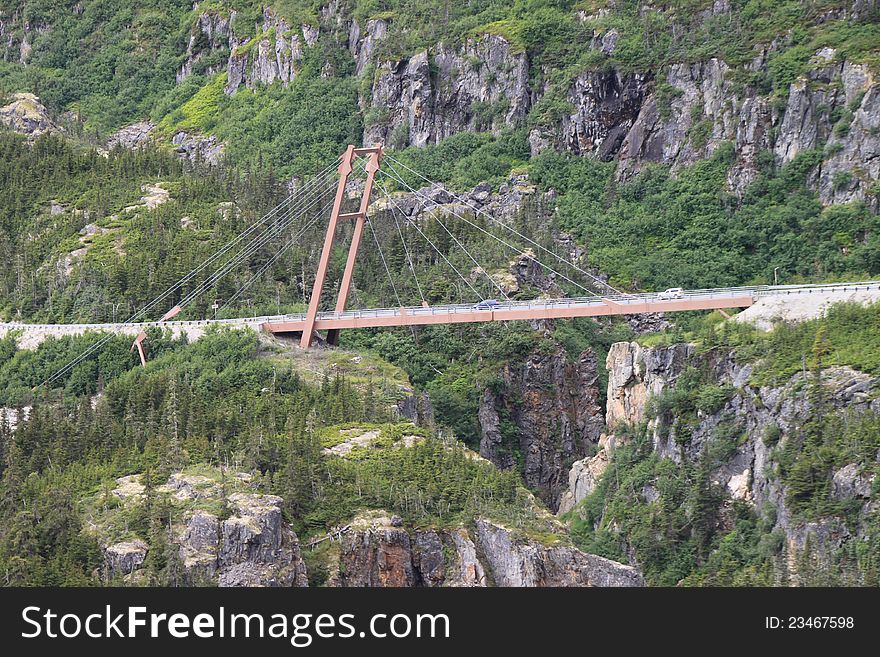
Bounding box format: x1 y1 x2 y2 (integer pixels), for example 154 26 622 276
4 281 880 331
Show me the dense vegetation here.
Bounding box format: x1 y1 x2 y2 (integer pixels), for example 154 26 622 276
569 420 880 586
566 302 880 585
0 132 321 323
649 300 880 385
0 0 878 587
569 424 778 586
0 127 626 455
0 328 536 585
530 145 879 290
2 1 877 174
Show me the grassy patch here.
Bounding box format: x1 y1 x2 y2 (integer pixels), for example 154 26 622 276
158 72 225 135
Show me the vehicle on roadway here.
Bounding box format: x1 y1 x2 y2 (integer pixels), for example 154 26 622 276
657 288 684 300
474 299 500 310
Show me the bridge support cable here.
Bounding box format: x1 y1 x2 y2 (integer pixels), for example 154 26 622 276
388 191 428 307
382 162 602 298
38 163 342 388
130 156 343 323
48 174 336 382
42 189 332 385
366 213 405 310
380 163 602 300
376 170 510 303
366 215 418 341
176 173 340 306
351 155 429 308
220 194 336 313
384 154 623 296
219 206 330 313
376 182 484 302
136 178 338 353
174 173 339 311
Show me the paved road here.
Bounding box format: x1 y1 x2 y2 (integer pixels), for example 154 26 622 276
2 281 879 349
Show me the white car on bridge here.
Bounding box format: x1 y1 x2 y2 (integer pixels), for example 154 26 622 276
657 288 684 300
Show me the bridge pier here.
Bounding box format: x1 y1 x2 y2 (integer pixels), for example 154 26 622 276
300 145 383 349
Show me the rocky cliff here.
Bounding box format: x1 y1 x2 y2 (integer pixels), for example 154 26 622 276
472 517 642 586
89 437 643 587
95 470 309 587
327 510 642 587
34 1 865 209
172 7 318 95
3 3 878 208
330 511 487 587
478 344 605 511
341 3 880 206
362 32 532 148
604 51 880 205
559 338 880 578
0 92 57 139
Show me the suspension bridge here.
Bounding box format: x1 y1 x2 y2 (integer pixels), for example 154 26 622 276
3 144 877 390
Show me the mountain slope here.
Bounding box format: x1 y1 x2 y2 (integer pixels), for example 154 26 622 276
0 0 878 587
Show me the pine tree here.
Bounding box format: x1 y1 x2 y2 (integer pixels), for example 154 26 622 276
691 449 721 560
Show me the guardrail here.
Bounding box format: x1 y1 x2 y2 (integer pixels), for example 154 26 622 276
3 281 880 331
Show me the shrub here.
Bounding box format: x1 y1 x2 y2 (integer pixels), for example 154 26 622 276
762 423 781 447
695 384 734 415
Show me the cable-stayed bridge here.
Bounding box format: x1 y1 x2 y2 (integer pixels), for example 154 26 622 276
5 282 877 347
7 144 877 390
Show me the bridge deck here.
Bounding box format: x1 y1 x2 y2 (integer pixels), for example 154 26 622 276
263 291 755 333
3 283 880 349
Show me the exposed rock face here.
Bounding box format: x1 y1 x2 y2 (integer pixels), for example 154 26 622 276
179 510 220 572
20 1 859 211
333 513 486 587
605 341 695 430
225 8 314 95
831 463 874 500
107 121 155 150
370 171 548 234
322 428 383 457
615 58 770 195
473 519 643 586
508 248 564 296
159 472 219 501
479 345 605 510
557 433 615 515
177 10 235 83
363 34 531 148
0 93 57 139
350 20 876 207
566 338 880 569
104 540 148 578
108 121 222 165
625 312 674 335
337 517 419 586
215 493 308 587
2 3 877 210
610 52 878 204
345 5 878 207
331 512 640 586
100 472 308 587
813 63 880 206
555 69 652 160
0 405 31 433
111 474 145 501
349 18 388 76
172 130 225 165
